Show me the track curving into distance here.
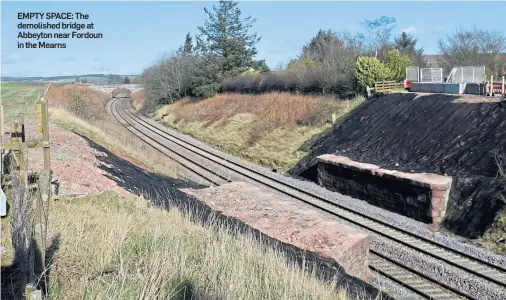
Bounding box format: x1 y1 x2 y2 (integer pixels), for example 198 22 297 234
109 98 506 300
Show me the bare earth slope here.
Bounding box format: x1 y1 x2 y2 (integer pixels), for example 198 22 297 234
291 93 506 238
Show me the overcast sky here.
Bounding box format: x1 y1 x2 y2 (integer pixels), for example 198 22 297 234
2 1 505 77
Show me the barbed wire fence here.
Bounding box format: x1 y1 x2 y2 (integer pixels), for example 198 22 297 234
1 83 53 300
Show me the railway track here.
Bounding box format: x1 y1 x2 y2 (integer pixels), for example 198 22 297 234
109 98 506 300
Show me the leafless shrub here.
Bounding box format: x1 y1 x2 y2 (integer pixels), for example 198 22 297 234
438 27 506 76
141 52 201 111
65 90 88 119
5 161 34 299
221 72 358 99
494 150 506 179
493 150 506 207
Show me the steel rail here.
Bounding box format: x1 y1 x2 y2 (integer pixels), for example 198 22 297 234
110 98 505 299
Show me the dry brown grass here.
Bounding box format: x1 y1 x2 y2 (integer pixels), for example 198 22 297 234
47 84 110 120
45 84 187 179
165 92 361 126
155 93 363 171
131 90 147 111
481 152 506 254
45 192 351 299
49 107 181 179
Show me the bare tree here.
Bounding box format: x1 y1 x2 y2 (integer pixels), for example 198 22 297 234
298 29 365 77
273 62 285 72
438 27 506 75
141 51 200 110
361 16 397 58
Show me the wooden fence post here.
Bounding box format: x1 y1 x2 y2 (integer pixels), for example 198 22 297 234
11 122 28 184
36 102 42 135
4 93 52 298
502 76 505 96
40 100 50 171
491 75 494 96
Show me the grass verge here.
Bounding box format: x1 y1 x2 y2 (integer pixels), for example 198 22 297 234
49 107 180 179
43 192 349 299
43 83 182 178
154 92 363 172
482 210 506 254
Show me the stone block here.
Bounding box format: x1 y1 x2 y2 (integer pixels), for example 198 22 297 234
316 154 453 227
432 189 449 198
181 181 370 281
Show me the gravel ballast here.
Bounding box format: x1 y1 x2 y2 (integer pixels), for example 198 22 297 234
118 102 506 299
140 113 506 268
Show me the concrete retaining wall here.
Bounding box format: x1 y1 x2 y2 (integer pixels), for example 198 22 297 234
464 83 485 95
410 83 465 94
316 155 452 227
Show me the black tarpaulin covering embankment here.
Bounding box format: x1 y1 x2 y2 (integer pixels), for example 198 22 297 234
290 93 506 238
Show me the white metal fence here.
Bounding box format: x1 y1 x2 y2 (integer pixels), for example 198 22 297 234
446 66 485 83
420 68 443 83
405 66 419 82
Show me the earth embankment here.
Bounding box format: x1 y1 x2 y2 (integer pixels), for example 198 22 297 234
291 93 506 238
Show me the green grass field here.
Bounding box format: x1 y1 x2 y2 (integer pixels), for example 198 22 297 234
1 82 43 124
1 82 44 95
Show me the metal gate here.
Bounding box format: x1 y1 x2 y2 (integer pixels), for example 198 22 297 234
446 66 485 83
420 68 443 83
406 66 419 82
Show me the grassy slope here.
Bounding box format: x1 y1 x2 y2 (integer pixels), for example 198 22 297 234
154 93 363 172
1 85 351 299
482 209 506 254
482 154 506 254
49 107 180 179
47 84 181 178
47 192 347 299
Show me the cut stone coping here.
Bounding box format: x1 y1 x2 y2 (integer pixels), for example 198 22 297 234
181 181 371 281
317 154 453 226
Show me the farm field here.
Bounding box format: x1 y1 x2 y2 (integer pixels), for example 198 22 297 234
1 82 44 124
1 82 44 95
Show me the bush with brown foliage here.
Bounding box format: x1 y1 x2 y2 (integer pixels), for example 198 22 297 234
46 85 109 121
167 92 361 127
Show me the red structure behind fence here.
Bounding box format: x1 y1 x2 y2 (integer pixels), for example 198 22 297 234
492 82 505 95
486 82 506 95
